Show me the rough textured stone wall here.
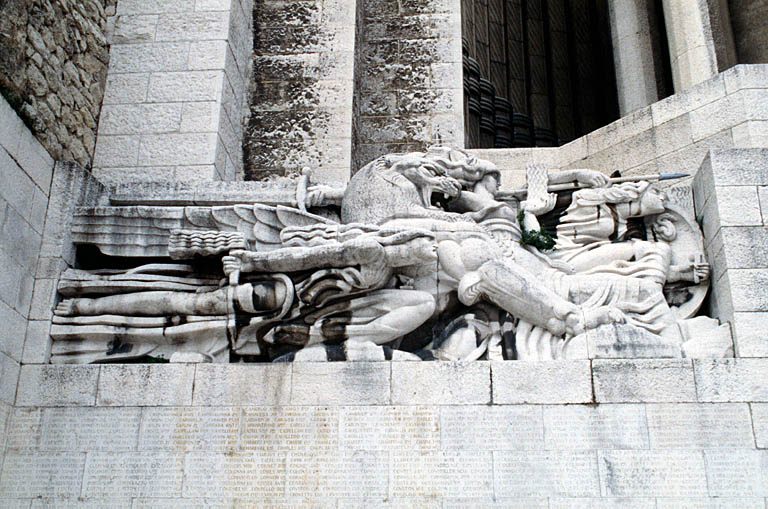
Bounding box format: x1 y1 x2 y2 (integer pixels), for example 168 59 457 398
0 0 109 167
245 0 356 182
353 0 464 171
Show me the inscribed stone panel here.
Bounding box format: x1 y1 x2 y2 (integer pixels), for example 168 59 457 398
655 498 766 508
36 408 141 452
390 451 493 498
132 499 234 509
752 403 768 448
82 453 184 497
542 404 649 450
139 407 240 451
286 450 389 498
493 451 600 498
440 405 544 450
0 453 85 498
340 406 439 451
184 453 286 498
241 406 339 451
5 407 42 449
548 499 656 509
30 498 133 508
443 499 547 508
704 450 768 497
598 450 709 497
645 403 754 448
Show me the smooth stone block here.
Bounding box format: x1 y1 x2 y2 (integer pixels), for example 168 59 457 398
192 364 291 406
243 406 339 451
492 361 592 404
139 406 240 451
184 452 287 498
82 453 184 497
391 362 489 405
0 352 20 405
16 365 98 406
694 358 768 402
440 405 544 450
340 406 438 451
732 312 768 357
656 499 764 509
542 404 649 450
391 451 493 498
0 453 85 498
37 407 142 451
493 451 600 497
703 450 768 496
592 360 697 403
598 450 708 496
752 403 768 449
97 364 195 406
549 499 655 509
291 362 390 405
645 403 754 448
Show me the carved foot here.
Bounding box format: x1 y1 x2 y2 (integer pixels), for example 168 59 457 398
54 299 76 316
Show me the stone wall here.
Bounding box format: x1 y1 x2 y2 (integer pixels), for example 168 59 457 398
0 95 55 470
729 0 768 64
91 0 253 184
1 360 767 505
244 0 356 182
353 0 463 171
0 0 109 168
695 148 768 357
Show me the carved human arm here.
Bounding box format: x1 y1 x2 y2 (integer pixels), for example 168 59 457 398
548 169 609 188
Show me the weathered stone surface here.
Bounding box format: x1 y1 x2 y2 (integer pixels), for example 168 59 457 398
16 365 98 407
35 407 142 451
392 362 489 405
82 453 184 497
184 452 286 498
139 406 240 451
391 451 493 498
704 450 768 496
192 364 291 406
593 360 697 403
645 403 754 448
751 403 768 448
242 406 339 451
441 405 544 450
694 358 768 402
494 451 600 497
287 451 389 497
97 364 195 406
341 406 437 451
0 453 85 498
598 450 708 496
492 361 592 404
543 404 649 450
292 362 390 405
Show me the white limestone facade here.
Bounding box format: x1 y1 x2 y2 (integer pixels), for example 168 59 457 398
0 0 766 504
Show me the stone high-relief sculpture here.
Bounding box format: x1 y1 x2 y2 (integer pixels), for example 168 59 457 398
51 147 731 363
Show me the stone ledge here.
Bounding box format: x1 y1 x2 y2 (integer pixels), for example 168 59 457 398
14 359 768 407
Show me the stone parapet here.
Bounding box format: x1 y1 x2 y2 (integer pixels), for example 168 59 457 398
2 359 768 504
93 0 253 183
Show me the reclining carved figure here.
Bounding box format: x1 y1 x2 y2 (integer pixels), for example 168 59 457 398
53 147 725 362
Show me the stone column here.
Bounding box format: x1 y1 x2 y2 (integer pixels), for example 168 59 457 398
661 0 718 91
92 0 253 183
607 0 659 115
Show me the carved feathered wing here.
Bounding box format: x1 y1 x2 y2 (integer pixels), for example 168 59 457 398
72 204 336 257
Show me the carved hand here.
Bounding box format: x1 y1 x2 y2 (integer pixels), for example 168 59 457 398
575 169 610 188
222 249 245 276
